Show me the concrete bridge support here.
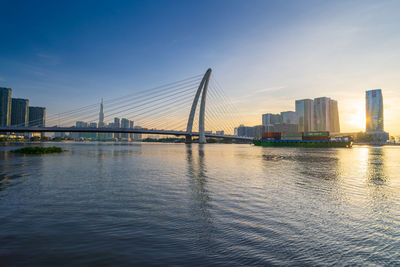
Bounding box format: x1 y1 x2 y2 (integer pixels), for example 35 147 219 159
185 68 212 144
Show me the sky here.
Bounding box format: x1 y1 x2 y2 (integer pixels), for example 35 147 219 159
1 0 400 134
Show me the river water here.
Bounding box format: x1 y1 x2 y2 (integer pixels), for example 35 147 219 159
1 143 400 266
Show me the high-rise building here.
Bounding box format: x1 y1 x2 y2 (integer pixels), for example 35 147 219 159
295 99 314 132
132 126 142 141
0 87 12 127
129 120 134 141
113 117 120 139
89 122 97 128
262 113 281 132
121 118 130 139
313 97 340 133
365 89 389 143
366 89 384 133
88 122 97 139
262 113 281 126
72 121 89 139
236 125 256 137
29 107 46 127
314 97 331 132
329 99 340 133
280 111 297 124
98 98 104 128
11 98 29 126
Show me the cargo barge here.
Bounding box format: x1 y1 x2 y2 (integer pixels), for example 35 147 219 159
253 131 352 148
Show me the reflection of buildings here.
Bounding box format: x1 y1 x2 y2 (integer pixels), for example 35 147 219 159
366 147 391 215
366 89 388 143
367 147 387 185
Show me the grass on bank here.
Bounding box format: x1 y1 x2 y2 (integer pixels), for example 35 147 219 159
11 146 63 154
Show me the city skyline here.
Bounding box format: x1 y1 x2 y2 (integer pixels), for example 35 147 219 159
1 1 400 134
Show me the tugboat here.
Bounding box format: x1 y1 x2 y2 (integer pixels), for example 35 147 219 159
253 131 352 148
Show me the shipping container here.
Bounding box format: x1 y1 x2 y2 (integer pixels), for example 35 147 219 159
262 132 281 139
302 131 330 137
282 136 303 141
302 136 330 140
282 132 303 138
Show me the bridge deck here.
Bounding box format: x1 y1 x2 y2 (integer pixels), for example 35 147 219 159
0 127 253 141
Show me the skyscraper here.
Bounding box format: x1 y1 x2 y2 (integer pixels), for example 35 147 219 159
366 89 384 133
29 107 46 127
11 98 29 126
314 97 330 132
262 113 281 126
0 87 12 127
129 120 134 141
313 97 340 133
121 118 130 139
98 98 104 128
295 99 314 132
114 117 120 139
262 113 281 132
280 111 297 124
329 99 340 133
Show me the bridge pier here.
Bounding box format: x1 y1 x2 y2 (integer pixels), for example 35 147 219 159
185 135 193 144
185 68 212 144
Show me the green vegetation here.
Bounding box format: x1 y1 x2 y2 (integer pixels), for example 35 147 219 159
142 137 185 143
354 132 374 143
11 146 63 154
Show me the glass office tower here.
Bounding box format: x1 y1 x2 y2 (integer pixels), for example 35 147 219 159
0 87 12 127
366 89 384 133
11 98 29 126
295 99 314 132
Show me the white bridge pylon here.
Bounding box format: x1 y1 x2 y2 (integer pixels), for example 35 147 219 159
185 68 212 144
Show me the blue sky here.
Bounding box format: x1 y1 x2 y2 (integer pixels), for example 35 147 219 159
1 0 400 133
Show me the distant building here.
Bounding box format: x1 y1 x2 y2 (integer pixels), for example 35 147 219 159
0 87 12 127
253 125 266 139
98 98 104 128
114 117 120 139
72 121 89 139
76 121 88 128
313 97 340 133
366 89 384 133
262 113 281 132
88 122 97 139
262 113 281 126
132 126 142 141
121 118 130 139
280 111 298 133
129 120 134 140
329 99 340 133
314 97 330 132
11 98 29 126
366 89 388 143
295 99 314 132
236 125 256 138
29 107 46 127
280 111 297 124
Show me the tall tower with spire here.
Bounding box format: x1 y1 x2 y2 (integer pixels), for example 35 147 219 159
98 98 104 128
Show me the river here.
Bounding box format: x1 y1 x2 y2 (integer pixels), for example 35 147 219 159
1 143 399 265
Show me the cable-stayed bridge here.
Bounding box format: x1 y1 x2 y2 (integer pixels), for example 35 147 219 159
1 68 252 143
